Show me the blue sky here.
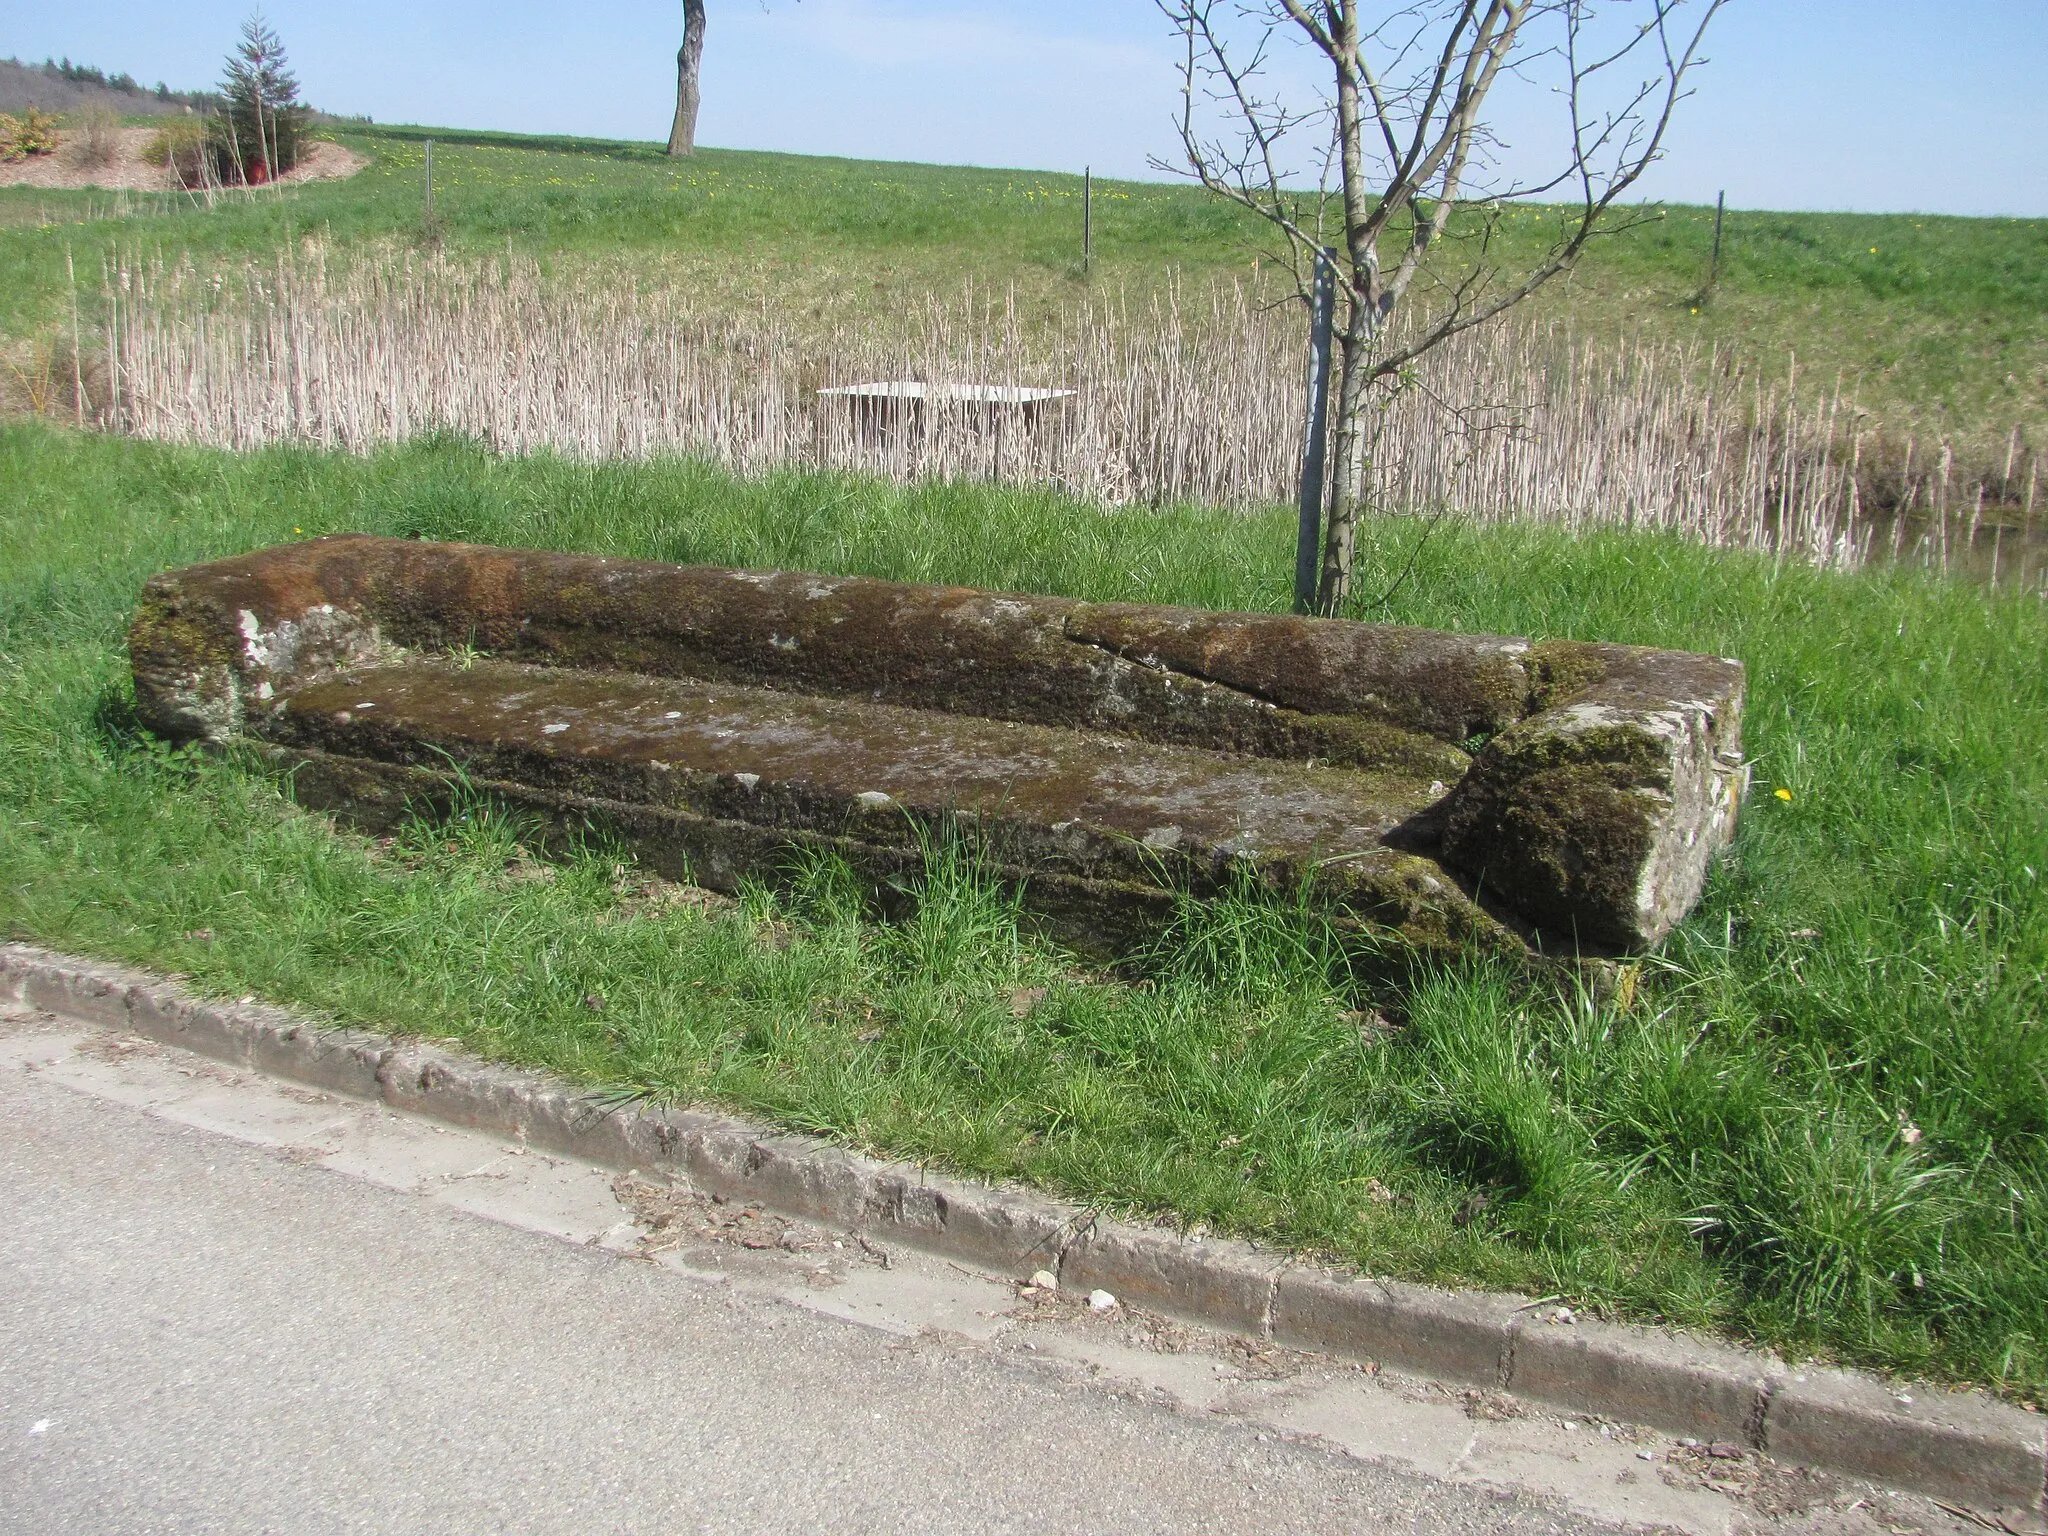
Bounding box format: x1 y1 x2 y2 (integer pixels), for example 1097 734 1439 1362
5 1 2043 216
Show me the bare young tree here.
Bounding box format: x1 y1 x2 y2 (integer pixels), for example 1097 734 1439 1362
1158 0 1725 611
668 0 709 156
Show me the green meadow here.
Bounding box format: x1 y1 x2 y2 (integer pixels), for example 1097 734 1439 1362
2 122 2044 460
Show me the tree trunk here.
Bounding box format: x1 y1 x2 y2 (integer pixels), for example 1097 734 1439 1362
1316 331 1372 614
667 0 707 157
251 92 272 182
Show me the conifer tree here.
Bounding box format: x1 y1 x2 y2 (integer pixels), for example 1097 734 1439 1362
216 13 305 183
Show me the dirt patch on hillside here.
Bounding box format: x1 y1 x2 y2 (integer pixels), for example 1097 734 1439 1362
1 126 366 192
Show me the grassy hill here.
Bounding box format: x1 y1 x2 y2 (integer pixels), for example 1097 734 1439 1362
2 121 2043 467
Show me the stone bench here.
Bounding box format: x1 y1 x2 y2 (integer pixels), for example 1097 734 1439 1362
129 537 1748 956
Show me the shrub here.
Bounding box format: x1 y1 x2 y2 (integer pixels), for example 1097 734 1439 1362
0 108 61 163
68 106 123 170
143 117 212 187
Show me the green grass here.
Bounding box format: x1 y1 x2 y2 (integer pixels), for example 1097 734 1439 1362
2 122 2043 458
4 419 2045 1398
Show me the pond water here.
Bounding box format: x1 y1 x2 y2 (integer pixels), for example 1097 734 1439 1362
1863 508 2048 593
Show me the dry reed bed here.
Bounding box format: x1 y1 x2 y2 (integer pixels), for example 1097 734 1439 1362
95 248 2044 582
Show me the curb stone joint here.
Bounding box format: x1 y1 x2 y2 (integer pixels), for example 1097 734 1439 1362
4 943 2042 1515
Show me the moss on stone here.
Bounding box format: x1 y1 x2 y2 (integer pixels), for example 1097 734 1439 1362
1523 640 1610 711
1438 717 1670 951
1277 712 1471 776
1483 720 1671 786
127 587 248 737
1448 764 1656 949
1065 602 1535 744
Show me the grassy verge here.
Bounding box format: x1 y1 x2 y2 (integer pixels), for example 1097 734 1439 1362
2 419 2044 1396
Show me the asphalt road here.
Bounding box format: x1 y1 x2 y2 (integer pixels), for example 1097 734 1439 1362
0 1050 1633 1536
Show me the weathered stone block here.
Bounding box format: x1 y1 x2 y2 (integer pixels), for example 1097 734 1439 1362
244 1016 388 1101
1271 1268 1518 1384
377 1044 531 1130
1765 1368 2047 1512
124 990 242 1065
1508 1315 1772 1443
1060 1225 1284 1335
22 961 136 1031
711 1133 873 1232
0 948 28 1006
866 1170 1076 1275
130 537 1748 952
1440 645 1748 950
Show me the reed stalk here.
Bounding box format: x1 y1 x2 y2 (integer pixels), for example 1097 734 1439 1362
95 244 2044 582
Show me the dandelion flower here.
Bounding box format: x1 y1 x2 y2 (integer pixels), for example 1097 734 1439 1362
1774 787 1793 802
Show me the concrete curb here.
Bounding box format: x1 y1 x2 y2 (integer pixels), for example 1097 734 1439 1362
6 943 2043 1514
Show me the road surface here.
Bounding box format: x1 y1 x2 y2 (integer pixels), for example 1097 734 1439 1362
0 1006 1938 1536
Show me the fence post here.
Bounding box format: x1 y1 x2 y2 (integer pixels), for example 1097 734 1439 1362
1083 166 1092 276
424 138 434 225
1294 249 1337 615
66 243 85 428
1708 189 1725 291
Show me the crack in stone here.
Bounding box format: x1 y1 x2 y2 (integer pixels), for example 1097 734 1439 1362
1060 623 1291 716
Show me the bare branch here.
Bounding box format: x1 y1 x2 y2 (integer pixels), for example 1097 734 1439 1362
1158 0 1727 608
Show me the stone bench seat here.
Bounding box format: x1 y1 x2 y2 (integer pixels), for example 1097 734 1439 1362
129 536 1749 955
271 656 1481 951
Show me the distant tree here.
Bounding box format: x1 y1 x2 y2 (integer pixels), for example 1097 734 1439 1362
667 0 709 156
216 13 306 183
669 2 796 158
